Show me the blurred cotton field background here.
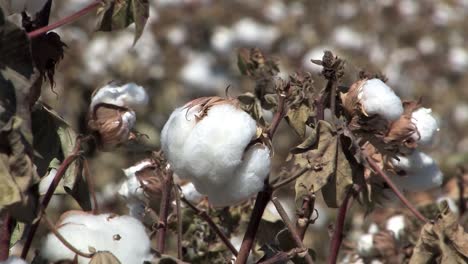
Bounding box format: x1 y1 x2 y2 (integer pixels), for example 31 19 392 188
2 0 468 263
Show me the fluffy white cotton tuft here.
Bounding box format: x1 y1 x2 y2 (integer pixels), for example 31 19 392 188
0 256 28 264
9 0 48 15
385 215 405 240
90 83 149 111
181 182 204 204
357 233 376 257
232 18 280 48
41 212 152 264
118 161 153 201
161 101 270 206
358 79 403 121
411 107 439 146
390 151 443 192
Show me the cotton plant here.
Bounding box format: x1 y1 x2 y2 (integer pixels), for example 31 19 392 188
40 211 153 264
161 96 271 207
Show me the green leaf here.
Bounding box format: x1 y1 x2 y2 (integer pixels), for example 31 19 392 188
97 0 149 44
286 104 312 138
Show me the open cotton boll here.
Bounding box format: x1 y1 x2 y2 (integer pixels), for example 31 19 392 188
390 151 443 192
90 83 149 111
0 257 28 264
232 18 280 48
410 107 439 146
358 79 403 121
357 233 376 257
203 145 270 207
118 160 153 201
41 212 152 264
181 104 257 185
385 215 405 240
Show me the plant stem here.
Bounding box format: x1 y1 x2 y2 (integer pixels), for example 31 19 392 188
272 166 310 191
0 213 13 261
258 248 305 264
180 196 238 256
235 187 271 264
271 197 314 264
21 142 82 259
327 186 357 264
173 184 183 259
156 171 174 253
268 83 290 139
83 158 99 214
28 0 102 38
42 212 94 258
296 192 316 240
457 168 466 216
366 157 429 223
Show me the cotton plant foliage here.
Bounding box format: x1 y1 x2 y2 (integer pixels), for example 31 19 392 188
161 97 271 207
41 211 152 264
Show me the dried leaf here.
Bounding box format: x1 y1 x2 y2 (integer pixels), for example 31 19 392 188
97 0 149 44
286 104 311 138
89 251 121 264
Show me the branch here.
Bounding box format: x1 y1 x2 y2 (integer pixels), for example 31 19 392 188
267 83 290 139
271 197 314 264
366 157 429 223
296 192 316 240
272 166 310 191
235 186 271 264
156 170 174 253
0 213 14 261
83 158 99 214
173 184 183 259
21 141 82 259
180 196 238 256
28 0 102 39
42 212 94 258
258 248 308 264
328 185 358 264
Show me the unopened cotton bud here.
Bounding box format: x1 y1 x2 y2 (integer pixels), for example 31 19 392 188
161 97 271 207
385 215 405 240
410 107 439 146
41 211 152 264
390 151 443 192
88 83 148 150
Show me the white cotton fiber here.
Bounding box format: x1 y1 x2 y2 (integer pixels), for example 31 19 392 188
41 212 152 264
118 160 152 201
385 214 405 240
411 107 439 146
0 256 28 264
358 79 403 121
161 100 271 206
181 182 204 204
390 151 443 192
357 233 376 257
90 83 149 111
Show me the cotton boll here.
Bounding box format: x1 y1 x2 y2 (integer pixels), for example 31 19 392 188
232 18 280 48
358 79 403 121
181 104 257 184
0 256 28 264
90 83 149 111
118 161 153 201
410 107 439 146
181 182 204 204
211 27 235 54
357 233 376 257
41 213 152 264
385 215 405 240
332 26 364 50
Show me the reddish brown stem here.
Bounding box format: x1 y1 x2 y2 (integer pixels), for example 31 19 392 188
21 144 81 259
0 213 14 261
296 192 316 240
235 188 271 264
83 158 99 214
267 83 290 139
328 186 356 264
156 171 173 253
366 157 429 223
28 0 101 38
181 196 238 256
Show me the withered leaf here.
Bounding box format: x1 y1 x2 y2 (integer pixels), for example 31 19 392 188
96 0 150 44
286 104 311 138
30 32 66 86
89 251 121 264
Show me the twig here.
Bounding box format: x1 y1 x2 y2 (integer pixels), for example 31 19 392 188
328 185 358 264
235 187 272 264
42 212 94 258
258 248 307 264
366 157 429 223
173 184 183 259
83 158 99 215
180 196 238 256
21 141 82 259
0 213 14 261
272 166 310 191
296 192 316 240
271 197 314 264
156 170 174 253
28 0 102 38
267 83 290 139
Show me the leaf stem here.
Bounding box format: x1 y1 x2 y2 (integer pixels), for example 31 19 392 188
271 197 314 264
27 0 102 39
235 186 271 264
156 170 173 253
272 166 310 191
258 248 306 264
267 83 290 139
0 212 14 261
21 141 82 259
180 195 238 256
366 157 429 223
